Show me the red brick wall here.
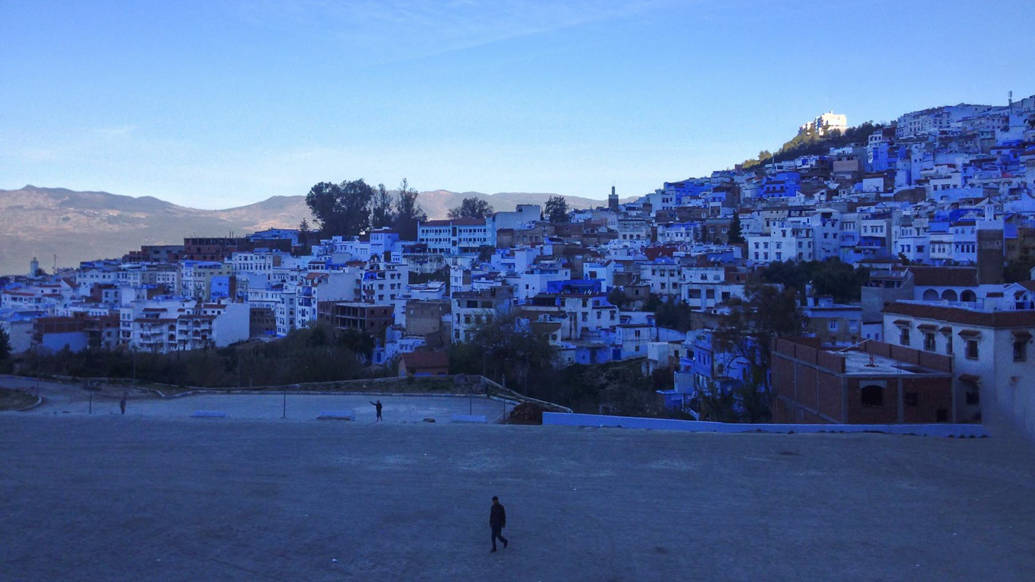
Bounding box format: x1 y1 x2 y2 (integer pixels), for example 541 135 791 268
901 378 952 423
817 373 842 420
844 379 900 424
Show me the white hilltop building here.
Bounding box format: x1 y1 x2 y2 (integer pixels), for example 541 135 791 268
799 111 848 136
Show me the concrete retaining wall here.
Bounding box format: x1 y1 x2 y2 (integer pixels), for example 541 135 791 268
542 412 989 438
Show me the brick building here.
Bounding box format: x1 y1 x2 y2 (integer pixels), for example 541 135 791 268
398 350 449 377
123 245 184 263
404 299 450 345
772 337 953 424
317 301 394 339
182 237 247 261
32 313 120 352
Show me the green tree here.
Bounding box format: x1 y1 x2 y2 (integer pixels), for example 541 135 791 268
809 260 869 302
304 179 375 237
299 218 311 233
1004 258 1035 283
545 195 570 223
370 183 396 229
714 283 805 371
736 366 771 422
606 287 627 310
697 380 740 422
477 245 495 262
696 366 771 423
642 293 663 313
740 121 882 168
654 299 694 332
449 313 556 392
392 178 427 241
762 259 869 303
449 197 493 220
728 212 744 243
338 328 376 360
0 326 11 371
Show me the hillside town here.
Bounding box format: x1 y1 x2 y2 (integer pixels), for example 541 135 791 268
3 94 1035 431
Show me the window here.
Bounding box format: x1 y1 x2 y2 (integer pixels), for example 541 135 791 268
861 385 884 407
923 333 935 352
966 340 979 360
899 328 910 346
1014 340 1027 362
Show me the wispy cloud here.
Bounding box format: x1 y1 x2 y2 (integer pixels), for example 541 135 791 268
229 0 670 64
93 125 136 138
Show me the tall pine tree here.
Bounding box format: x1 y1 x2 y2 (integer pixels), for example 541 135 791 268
728 213 744 243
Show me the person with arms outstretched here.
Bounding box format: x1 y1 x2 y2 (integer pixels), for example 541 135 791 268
370 399 382 422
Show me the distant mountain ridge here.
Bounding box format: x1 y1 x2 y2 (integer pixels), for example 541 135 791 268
0 185 621 276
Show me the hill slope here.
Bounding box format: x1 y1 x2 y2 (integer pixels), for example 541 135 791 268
0 186 617 275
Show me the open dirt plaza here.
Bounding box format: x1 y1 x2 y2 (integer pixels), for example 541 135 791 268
3 417 1035 581
2 379 1035 581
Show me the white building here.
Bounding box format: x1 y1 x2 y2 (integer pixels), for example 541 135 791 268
491 204 541 232
680 267 746 309
180 261 233 300
119 299 248 353
297 270 362 330
799 111 847 136
884 300 1035 427
418 218 493 254
640 260 681 299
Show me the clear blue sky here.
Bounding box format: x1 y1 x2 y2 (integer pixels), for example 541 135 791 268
2 0 1033 209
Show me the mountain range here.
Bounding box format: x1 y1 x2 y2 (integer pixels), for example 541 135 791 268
0 185 623 276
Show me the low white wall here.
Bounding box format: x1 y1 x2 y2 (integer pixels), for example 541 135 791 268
542 412 989 438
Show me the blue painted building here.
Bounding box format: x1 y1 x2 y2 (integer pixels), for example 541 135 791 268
866 142 899 172
249 228 300 247
759 172 801 198
545 279 602 295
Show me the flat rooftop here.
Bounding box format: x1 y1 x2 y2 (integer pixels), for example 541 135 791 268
841 349 949 377
2 415 1034 581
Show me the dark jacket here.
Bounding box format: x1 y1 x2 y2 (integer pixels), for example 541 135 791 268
490 503 506 528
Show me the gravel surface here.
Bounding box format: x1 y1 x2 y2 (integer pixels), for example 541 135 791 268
2 414 1034 581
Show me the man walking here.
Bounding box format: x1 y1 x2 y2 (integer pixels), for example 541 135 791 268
369 399 382 422
490 496 508 552
119 392 127 415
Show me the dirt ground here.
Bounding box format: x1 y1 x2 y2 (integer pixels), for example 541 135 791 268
2 415 1034 581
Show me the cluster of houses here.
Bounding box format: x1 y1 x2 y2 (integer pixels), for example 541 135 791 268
4 94 1035 431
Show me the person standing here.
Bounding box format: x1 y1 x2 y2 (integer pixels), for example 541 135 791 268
369 399 382 422
489 496 508 552
119 392 127 415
